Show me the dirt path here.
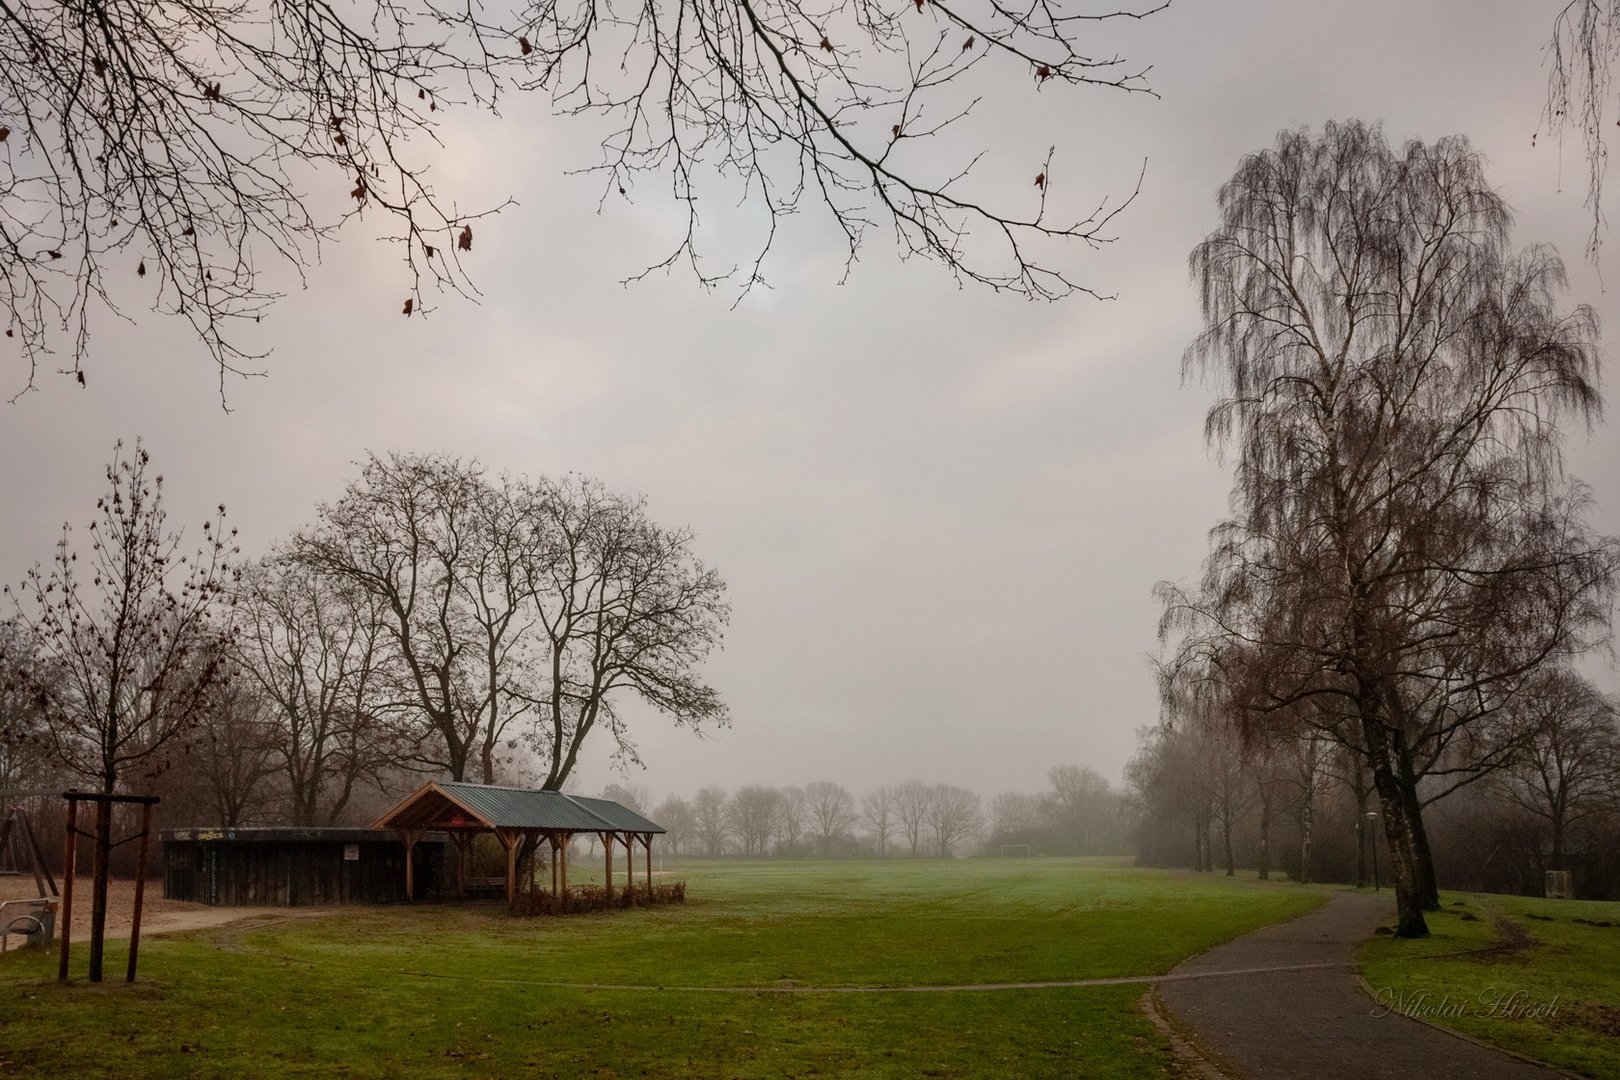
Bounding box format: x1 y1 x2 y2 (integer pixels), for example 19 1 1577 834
1154 890 1563 1079
0 875 302 942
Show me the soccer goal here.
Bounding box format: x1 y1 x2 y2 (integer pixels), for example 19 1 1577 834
999 844 1031 858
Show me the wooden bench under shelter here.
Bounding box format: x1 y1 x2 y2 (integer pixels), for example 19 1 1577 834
372 781 665 905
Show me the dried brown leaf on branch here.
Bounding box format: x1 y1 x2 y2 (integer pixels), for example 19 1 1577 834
458 226 473 252
402 298 414 316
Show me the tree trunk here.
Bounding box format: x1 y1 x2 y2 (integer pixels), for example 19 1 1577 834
87 799 113 982
1394 744 1440 910
1222 815 1235 876
1362 715 1428 937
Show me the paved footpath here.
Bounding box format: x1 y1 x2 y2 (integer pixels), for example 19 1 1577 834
1155 890 1563 1080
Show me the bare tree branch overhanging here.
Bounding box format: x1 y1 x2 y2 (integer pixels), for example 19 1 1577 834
1545 0 1620 260
0 0 1167 397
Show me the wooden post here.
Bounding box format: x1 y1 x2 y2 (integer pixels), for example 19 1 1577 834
58 797 77 983
550 835 559 897
645 835 653 896
451 832 472 901
559 833 569 898
402 830 420 901
603 833 613 893
127 802 154 983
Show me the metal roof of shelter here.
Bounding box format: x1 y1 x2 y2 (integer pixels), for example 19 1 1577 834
561 794 664 835
373 781 664 835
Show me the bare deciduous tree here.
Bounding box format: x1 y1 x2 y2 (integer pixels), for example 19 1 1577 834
232 557 396 825
1160 121 1618 935
2 440 236 979
0 0 1167 394
5 440 237 794
194 672 282 827
0 622 52 790
860 785 895 856
290 453 525 783
601 781 651 815
1491 670 1619 873
892 778 932 855
1545 0 1620 259
727 784 781 855
652 793 695 855
516 474 730 789
692 784 731 856
804 780 855 855
289 453 729 790
988 790 1040 838
923 782 980 856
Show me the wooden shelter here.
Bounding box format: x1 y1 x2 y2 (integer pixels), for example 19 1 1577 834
372 781 665 905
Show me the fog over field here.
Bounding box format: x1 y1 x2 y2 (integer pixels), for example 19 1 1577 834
2 0 1615 800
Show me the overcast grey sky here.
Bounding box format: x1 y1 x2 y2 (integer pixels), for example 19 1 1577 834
2 1 1616 804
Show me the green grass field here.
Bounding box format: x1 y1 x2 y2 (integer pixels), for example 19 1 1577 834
0 858 1318 1079
1361 892 1620 1080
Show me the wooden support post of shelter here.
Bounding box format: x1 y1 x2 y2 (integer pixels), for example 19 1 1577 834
401 829 422 901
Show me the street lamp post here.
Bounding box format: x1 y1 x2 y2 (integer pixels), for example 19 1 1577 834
1366 811 1381 891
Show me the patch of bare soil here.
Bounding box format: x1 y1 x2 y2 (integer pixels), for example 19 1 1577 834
1551 1002 1620 1039
0 874 293 941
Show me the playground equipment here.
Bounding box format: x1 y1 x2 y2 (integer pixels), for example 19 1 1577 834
0 793 61 954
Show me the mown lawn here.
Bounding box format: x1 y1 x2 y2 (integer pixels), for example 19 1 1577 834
1361 892 1620 1080
0 858 1319 1079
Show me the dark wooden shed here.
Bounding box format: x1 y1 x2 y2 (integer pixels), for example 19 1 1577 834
161 827 448 906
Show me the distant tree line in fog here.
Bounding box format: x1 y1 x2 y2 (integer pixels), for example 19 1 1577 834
1128 673 1620 901
602 767 1129 860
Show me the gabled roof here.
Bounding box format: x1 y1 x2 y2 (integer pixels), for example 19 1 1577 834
562 794 665 835
372 781 664 834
